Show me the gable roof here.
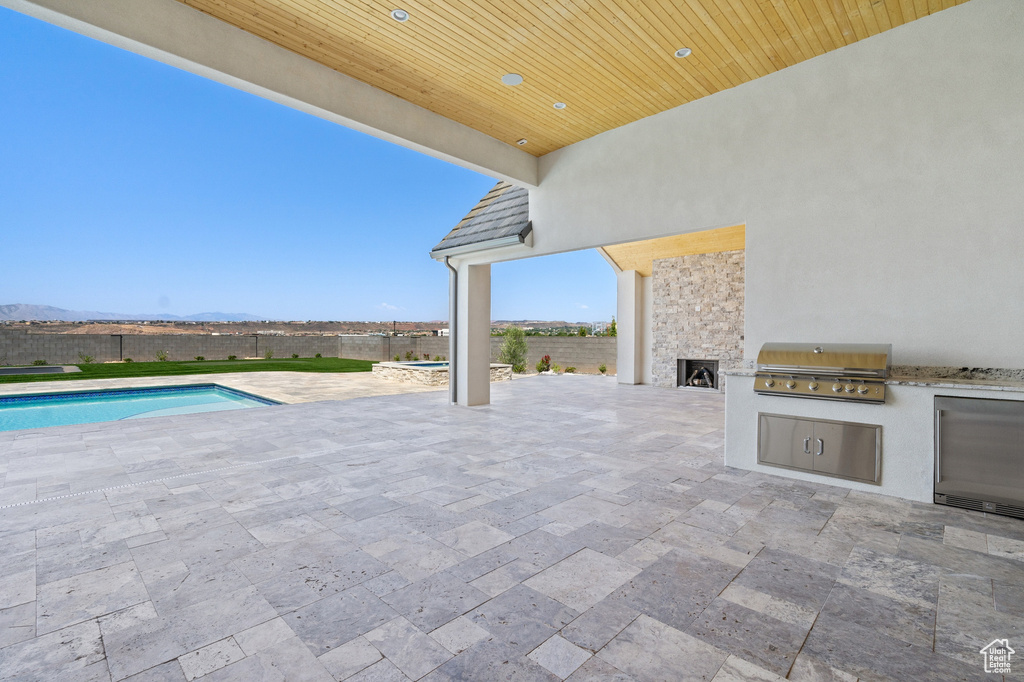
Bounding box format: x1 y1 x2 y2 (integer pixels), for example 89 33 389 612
431 181 531 258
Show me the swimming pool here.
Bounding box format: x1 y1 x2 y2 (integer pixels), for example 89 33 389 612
0 384 279 432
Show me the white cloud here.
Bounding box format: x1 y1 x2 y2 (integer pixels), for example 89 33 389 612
577 304 589 309
377 302 402 311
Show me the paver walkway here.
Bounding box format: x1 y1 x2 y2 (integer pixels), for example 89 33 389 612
0 375 1021 681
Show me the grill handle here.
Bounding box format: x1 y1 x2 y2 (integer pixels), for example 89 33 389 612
758 366 884 378
803 437 811 454
815 438 824 456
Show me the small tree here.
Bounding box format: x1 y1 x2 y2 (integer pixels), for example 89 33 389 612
577 326 588 337
498 325 528 373
608 317 617 337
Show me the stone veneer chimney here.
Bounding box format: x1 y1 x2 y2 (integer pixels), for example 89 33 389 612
651 250 744 389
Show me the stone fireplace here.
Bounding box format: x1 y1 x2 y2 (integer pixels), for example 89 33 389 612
652 250 744 389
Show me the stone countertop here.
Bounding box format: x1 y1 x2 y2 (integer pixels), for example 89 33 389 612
722 368 1024 392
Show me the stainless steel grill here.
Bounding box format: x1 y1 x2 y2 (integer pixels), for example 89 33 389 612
754 342 891 403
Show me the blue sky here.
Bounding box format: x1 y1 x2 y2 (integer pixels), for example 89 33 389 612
0 7 614 323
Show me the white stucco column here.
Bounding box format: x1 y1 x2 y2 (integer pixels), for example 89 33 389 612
616 269 645 385
457 263 491 406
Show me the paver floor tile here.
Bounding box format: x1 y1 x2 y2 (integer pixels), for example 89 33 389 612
36 560 149 635
435 520 515 557
469 584 579 655
528 634 592 679
282 585 397 657
380 571 489 632
364 616 453 679
524 548 640 612
597 614 728 682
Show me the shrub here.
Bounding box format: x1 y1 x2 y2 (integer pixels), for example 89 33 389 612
551 363 561 373
608 317 617 337
264 350 274 360
194 356 204 361
565 366 576 373
434 356 441 362
423 353 431 361
228 355 237 361
123 358 133 363
498 326 528 373
77 352 94 364
315 353 322 358
404 351 414 361
598 363 607 374
291 353 299 359
536 354 551 373
32 359 48 366
394 354 401 362
578 326 588 337
155 350 168 362
441 356 446 361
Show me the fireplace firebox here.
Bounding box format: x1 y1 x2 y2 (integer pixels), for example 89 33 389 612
678 359 719 390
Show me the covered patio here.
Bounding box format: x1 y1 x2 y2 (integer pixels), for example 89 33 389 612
1 377 1020 680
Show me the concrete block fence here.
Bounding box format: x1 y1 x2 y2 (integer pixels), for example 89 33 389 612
0 329 616 373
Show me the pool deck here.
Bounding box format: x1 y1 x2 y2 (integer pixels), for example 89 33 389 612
0 375 1022 681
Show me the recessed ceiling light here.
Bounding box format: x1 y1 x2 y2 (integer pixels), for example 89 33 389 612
501 73 524 86
674 47 692 58
390 9 409 22
553 102 566 110
516 139 528 146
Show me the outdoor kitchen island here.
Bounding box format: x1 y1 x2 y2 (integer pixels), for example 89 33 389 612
723 369 1024 505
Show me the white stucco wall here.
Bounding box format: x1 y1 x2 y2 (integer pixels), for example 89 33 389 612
531 0 1024 369
725 374 1024 503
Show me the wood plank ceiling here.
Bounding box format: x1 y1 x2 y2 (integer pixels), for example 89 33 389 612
178 0 967 156
602 224 745 276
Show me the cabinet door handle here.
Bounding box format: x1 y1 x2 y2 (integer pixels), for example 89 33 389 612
803 437 811 454
815 438 824 456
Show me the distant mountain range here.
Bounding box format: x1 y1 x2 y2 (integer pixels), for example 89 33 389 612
0 304 267 322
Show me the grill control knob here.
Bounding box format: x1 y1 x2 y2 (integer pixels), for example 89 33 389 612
785 380 797 389
857 384 869 394
844 384 855 393
832 383 843 393
764 378 775 388
808 382 819 391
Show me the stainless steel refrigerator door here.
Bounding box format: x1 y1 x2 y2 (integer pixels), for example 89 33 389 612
935 397 1024 507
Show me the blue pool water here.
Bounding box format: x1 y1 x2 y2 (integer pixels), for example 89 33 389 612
400 362 449 368
0 385 279 432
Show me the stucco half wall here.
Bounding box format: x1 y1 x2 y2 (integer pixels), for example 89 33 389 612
527 0 1023 370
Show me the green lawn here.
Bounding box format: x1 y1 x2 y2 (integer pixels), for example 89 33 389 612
0 357 374 384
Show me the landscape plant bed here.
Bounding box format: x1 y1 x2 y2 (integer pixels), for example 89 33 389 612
0 357 374 384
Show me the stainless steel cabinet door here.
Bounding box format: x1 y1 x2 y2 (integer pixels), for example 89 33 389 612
758 414 814 471
812 421 880 483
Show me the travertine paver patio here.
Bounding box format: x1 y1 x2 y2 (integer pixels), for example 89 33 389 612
0 375 1022 681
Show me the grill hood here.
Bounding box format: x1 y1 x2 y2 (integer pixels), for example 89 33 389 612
756 343 891 378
